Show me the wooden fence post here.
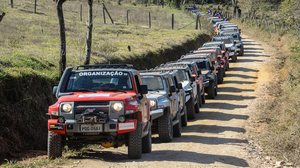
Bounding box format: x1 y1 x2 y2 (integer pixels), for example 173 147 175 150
103 3 114 24
198 16 201 29
171 13 174 30
34 0 37 13
126 10 129 25
149 12 151 28
195 15 199 29
10 0 13 8
80 3 83 21
102 4 106 24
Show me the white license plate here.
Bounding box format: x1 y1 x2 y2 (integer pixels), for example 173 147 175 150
80 124 102 132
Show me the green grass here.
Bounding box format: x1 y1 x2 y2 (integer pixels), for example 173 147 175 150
0 0 208 79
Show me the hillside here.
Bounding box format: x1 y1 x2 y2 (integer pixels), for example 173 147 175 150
0 0 211 161
0 0 209 78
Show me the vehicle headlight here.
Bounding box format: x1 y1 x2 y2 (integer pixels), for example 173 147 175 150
150 100 156 108
112 102 124 112
61 103 73 113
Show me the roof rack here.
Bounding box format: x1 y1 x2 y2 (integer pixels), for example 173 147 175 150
181 54 209 60
140 69 174 74
75 64 134 70
213 36 232 39
182 53 210 58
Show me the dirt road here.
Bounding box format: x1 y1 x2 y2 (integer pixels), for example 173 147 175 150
54 34 271 168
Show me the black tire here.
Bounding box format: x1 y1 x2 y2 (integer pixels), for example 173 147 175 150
226 62 230 70
197 91 203 107
128 122 142 159
142 123 152 153
223 68 226 77
186 97 196 120
198 95 202 107
201 93 206 104
217 69 224 84
47 131 62 159
207 82 216 99
238 47 244 56
158 111 173 142
215 83 218 96
173 116 182 138
181 106 188 127
194 102 200 114
232 55 237 62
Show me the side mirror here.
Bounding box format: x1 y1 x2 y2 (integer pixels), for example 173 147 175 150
170 85 176 93
177 83 183 89
190 76 196 82
53 86 58 96
140 85 148 94
239 29 241 32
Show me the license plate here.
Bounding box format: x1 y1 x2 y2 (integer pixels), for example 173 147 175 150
80 124 102 132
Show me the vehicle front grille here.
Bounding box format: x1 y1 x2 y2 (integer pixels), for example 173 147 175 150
74 101 110 114
74 101 110 123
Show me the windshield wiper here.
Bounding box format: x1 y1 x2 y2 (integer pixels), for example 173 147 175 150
99 88 127 93
70 89 96 93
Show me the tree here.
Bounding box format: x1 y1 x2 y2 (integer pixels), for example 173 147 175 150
54 0 67 77
0 12 5 22
84 0 93 65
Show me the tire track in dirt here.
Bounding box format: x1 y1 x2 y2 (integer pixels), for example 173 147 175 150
60 35 270 168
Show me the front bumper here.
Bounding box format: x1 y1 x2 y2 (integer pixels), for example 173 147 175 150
150 109 164 121
229 51 235 56
203 80 210 88
48 119 137 135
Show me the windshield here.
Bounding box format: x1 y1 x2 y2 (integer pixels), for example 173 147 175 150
176 70 188 82
196 61 207 70
223 34 238 40
65 70 133 92
203 43 219 48
141 76 164 91
213 38 232 44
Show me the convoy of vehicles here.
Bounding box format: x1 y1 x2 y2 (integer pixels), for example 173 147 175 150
47 10 243 160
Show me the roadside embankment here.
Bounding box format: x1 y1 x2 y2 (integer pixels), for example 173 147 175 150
0 33 211 161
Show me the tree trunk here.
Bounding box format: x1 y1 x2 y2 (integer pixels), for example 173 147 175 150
34 0 37 13
84 0 93 65
0 12 6 22
55 0 67 77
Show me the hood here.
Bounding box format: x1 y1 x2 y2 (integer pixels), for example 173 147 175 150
57 91 136 103
147 91 167 99
202 70 210 76
225 44 233 48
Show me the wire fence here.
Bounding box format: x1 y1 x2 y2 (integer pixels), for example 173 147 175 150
0 0 209 31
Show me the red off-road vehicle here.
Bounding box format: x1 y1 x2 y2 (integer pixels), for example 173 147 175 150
47 64 151 159
193 48 225 84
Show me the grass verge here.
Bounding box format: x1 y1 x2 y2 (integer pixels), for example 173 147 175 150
233 19 300 165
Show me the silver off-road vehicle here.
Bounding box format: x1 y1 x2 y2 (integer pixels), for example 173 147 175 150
141 70 186 142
